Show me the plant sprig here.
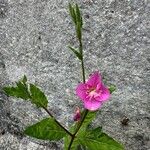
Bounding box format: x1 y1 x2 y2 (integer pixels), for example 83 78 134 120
3 3 124 150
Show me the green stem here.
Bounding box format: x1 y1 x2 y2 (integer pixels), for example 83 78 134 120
79 41 85 83
43 107 73 137
68 40 89 150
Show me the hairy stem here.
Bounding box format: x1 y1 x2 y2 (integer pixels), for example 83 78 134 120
43 107 73 137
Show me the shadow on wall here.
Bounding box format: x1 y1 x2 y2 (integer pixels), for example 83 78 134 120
0 53 23 138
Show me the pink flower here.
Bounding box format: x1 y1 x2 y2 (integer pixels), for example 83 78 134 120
73 107 81 121
76 72 110 111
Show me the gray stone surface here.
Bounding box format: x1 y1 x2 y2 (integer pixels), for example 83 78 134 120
0 0 150 149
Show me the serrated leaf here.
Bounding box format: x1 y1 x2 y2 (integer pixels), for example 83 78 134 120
64 111 96 150
68 46 82 60
24 118 66 141
3 80 30 100
30 84 48 108
79 132 124 150
108 85 116 94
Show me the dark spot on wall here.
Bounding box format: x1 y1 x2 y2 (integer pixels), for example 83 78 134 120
0 1 8 18
146 57 150 63
0 129 5 135
121 116 129 125
85 14 90 19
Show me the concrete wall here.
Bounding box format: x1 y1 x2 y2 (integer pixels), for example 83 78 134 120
0 0 149 149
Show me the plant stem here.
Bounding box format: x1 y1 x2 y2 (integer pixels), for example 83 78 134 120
43 106 73 137
68 40 89 150
79 41 85 83
68 109 88 150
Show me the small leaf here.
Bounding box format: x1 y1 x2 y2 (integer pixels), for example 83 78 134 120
79 131 124 150
75 4 82 26
69 3 76 24
22 75 27 84
76 22 82 41
3 81 30 100
68 46 82 60
69 3 73 17
30 84 48 108
24 118 67 141
108 85 116 94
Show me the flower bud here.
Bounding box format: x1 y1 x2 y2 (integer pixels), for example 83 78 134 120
73 107 81 121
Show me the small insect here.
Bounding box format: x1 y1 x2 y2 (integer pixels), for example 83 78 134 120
121 116 129 125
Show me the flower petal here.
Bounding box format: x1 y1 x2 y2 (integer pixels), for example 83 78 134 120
84 99 102 111
86 71 102 87
76 83 87 101
96 85 110 102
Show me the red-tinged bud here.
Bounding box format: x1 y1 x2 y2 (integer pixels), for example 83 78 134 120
73 107 81 121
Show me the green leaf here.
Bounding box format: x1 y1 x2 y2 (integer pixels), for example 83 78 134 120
30 84 48 108
76 22 82 41
80 111 97 129
87 127 102 138
3 80 30 100
80 16 83 28
70 111 97 134
64 134 79 150
108 85 116 94
64 111 96 150
68 46 82 60
69 3 76 24
75 4 82 26
24 118 66 141
79 131 124 150
22 75 27 84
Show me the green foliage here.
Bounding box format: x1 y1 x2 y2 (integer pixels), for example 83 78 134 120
30 84 48 108
108 85 116 94
64 111 124 150
3 76 48 108
64 134 79 150
86 127 102 138
3 76 30 100
80 111 96 129
22 75 27 83
64 111 97 150
76 22 82 41
79 131 124 150
69 3 82 41
69 3 76 24
24 118 67 141
68 46 82 60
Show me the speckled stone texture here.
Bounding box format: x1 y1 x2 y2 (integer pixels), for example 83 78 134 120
0 0 150 149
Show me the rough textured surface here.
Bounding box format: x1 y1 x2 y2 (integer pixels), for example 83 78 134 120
0 0 150 149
